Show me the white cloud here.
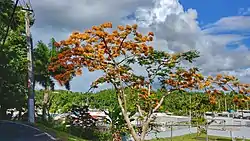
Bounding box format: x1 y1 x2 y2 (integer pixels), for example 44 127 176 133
31 26 70 45
208 68 250 85
35 80 67 91
31 0 152 30
202 16 250 34
238 7 250 16
31 0 250 92
132 0 250 75
30 0 153 91
203 34 247 46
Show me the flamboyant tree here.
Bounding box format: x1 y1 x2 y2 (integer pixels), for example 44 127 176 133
48 22 249 141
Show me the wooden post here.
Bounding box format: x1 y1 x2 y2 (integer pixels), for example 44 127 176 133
206 124 208 141
225 97 227 111
170 123 173 141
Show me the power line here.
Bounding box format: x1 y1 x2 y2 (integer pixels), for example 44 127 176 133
1 0 20 47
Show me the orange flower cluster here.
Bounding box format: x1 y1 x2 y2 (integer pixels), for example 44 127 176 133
207 74 250 94
164 69 250 105
138 87 159 109
165 68 216 104
165 68 204 91
48 22 250 108
203 74 250 105
49 22 155 84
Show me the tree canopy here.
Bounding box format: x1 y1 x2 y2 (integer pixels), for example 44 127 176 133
0 1 28 119
49 22 250 141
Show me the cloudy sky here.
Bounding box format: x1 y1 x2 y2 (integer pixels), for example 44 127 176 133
27 0 250 92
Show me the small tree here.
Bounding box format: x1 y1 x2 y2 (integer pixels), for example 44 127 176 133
48 22 247 140
34 40 55 121
34 38 72 121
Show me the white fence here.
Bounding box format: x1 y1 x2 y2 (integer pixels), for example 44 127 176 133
125 125 250 141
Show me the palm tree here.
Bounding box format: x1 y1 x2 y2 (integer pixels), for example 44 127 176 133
33 38 71 121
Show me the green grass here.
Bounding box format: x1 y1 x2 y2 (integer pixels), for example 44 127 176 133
34 123 250 141
35 123 87 141
149 133 250 141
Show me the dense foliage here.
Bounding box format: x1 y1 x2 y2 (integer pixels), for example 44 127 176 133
35 89 250 140
0 1 29 119
35 89 249 115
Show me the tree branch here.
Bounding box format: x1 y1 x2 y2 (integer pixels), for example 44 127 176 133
153 93 168 113
117 55 134 65
140 91 170 140
226 83 236 93
117 91 140 141
137 104 143 117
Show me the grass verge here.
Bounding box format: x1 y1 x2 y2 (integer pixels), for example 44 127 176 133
35 123 250 141
35 123 87 141
149 133 250 141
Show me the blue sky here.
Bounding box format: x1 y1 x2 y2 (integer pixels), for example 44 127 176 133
32 0 250 92
180 0 250 24
180 0 250 50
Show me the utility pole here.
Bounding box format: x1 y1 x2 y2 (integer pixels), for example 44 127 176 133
24 8 35 123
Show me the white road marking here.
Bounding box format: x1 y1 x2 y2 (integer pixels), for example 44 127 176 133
34 133 46 136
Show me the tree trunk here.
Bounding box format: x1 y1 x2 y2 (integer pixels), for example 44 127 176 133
218 99 221 110
117 93 140 141
140 118 151 141
140 114 155 140
42 87 49 121
47 101 53 120
140 96 167 140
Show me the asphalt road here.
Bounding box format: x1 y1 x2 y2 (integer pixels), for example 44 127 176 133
0 121 57 141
